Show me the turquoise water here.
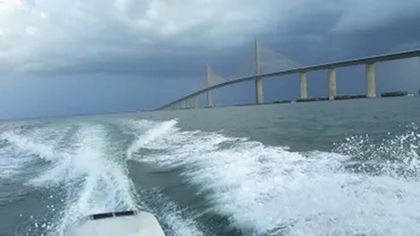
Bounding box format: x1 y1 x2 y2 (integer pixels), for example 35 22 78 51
1 96 420 235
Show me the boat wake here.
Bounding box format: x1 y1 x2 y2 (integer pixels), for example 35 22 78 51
0 122 137 235
1 119 420 235
126 119 420 235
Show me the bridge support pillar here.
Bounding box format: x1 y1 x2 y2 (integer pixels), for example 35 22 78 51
328 68 337 100
188 98 193 109
207 91 213 107
194 96 199 109
206 65 214 107
299 72 308 99
366 62 376 98
255 78 264 104
255 40 264 104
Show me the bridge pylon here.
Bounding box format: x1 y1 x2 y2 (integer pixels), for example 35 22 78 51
255 40 264 104
299 71 308 99
206 65 214 107
157 45 420 111
366 62 376 98
328 68 337 100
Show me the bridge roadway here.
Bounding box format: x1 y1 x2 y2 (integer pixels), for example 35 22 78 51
158 49 420 110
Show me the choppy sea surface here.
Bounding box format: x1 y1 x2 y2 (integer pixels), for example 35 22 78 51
1 96 420 236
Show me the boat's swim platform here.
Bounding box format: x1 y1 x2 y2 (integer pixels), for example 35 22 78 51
68 210 166 236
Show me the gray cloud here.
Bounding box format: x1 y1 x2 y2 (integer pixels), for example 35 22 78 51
0 0 420 119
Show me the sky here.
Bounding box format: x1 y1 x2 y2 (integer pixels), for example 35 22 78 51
1 0 420 119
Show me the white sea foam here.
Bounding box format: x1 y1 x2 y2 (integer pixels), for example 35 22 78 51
52 124 139 235
335 128 420 178
160 209 203 236
125 119 178 160
124 119 206 235
126 119 420 235
3 119 420 235
139 189 204 236
1 120 205 236
0 144 31 179
0 126 57 179
1 124 138 235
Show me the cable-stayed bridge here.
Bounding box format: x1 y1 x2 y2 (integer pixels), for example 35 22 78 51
158 41 420 110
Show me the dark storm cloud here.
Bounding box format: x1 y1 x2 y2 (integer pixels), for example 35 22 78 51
0 0 420 119
2 0 419 75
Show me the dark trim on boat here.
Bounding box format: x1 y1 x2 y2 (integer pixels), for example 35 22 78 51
89 210 137 220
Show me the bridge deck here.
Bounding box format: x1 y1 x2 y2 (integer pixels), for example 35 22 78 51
158 49 420 110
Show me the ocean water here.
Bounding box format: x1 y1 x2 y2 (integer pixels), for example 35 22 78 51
1 96 420 236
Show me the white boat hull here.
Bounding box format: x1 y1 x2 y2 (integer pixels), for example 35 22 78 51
69 211 166 236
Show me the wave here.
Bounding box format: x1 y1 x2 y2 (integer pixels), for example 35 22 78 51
0 123 138 235
126 119 420 235
137 188 204 236
2 118 420 235
1 120 206 236
0 124 64 179
334 126 420 178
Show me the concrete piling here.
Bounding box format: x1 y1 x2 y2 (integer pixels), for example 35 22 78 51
366 62 376 98
328 68 337 100
194 96 199 109
157 44 420 111
299 72 308 99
